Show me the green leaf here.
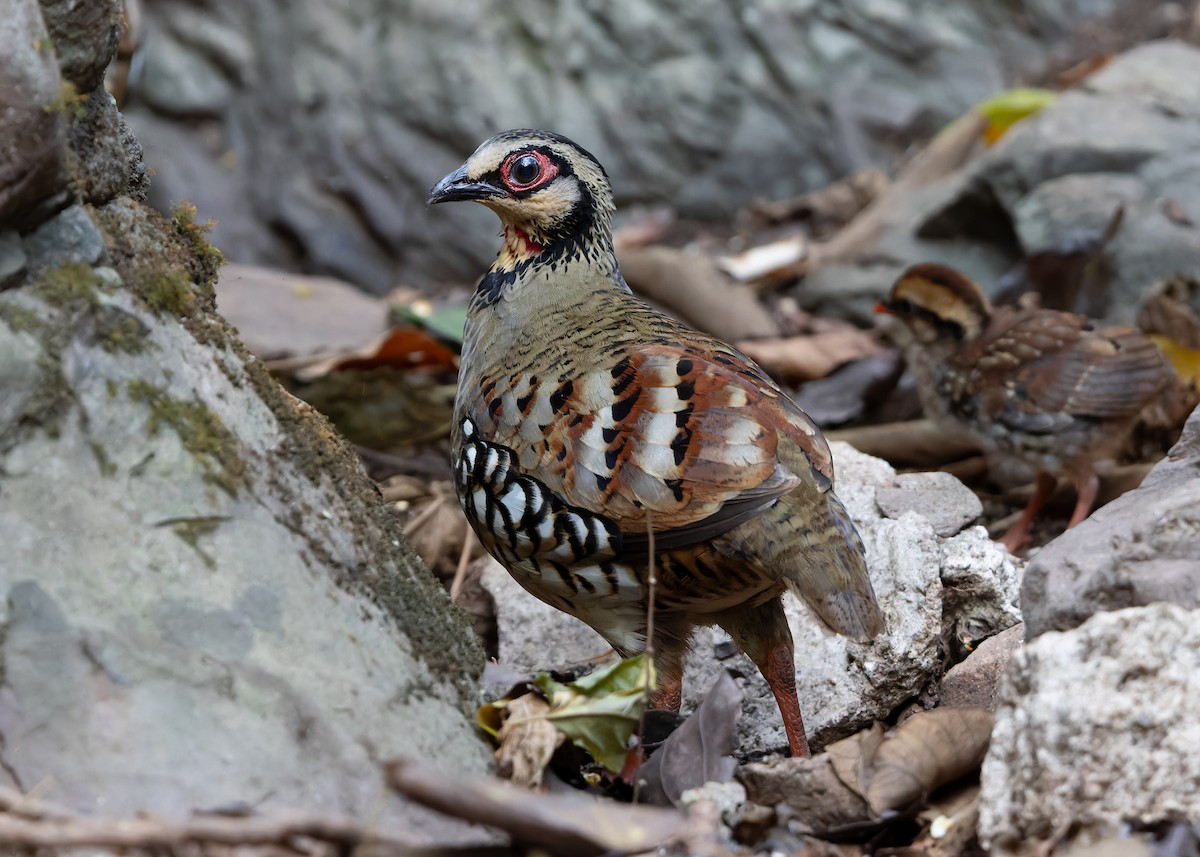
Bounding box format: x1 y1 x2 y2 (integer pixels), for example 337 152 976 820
395 302 469 345
533 654 655 772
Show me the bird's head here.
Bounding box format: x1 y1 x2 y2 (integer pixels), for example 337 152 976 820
875 263 992 343
427 130 615 261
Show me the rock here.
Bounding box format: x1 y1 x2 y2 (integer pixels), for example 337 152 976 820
484 441 1022 755
0 0 68 229
480 559 609 675
21 204 106 270
138 19 234 118
938 622 1024 710
875 470 983 537
980 604 1200 849
122 0 1170 288
0 232 26 289
37 0 122 92
679 780 747 828
798 40 1200 325
67 89 151 206
0 5 493 843
1021 404 1200 639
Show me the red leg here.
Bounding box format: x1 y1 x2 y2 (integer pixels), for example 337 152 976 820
1067 472 1100 529
650 669 682 713
1000 471 1057 553
647 625 688 713
718 597 810 757
764 639 810 757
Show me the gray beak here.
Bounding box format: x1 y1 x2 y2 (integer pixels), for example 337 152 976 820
426 164 506 205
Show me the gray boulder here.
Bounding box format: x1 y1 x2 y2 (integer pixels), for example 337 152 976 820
0 0 490 841
1021 404 1200 639
121 0 1178 290
980 604 1200 849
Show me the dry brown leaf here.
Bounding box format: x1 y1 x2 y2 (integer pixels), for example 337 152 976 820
495 693 564 790
738 752 874 836
617 245 781 341
863 708 993 816
386 758 684 856
738 331 883 383
292 325 458 382
745 169 890 237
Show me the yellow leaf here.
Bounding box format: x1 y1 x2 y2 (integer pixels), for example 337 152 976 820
975 87 1057 145
1150 335 1200 390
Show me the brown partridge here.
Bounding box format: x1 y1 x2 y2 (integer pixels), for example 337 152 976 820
877 263 1174 551
428 130 884 757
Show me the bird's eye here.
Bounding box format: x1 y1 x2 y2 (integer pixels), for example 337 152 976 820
502 151 555 190
511 155 541 185
892 298 914 313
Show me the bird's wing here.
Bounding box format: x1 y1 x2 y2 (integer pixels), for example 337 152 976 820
966 311 1170 433
465 343 833 556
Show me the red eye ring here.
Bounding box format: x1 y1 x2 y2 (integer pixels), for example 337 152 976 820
501 151 558 191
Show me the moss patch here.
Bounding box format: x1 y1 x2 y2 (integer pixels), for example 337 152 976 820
89 441 117 477
91 199 222 326
126 380 245 496
171 202 224 290
44 80 88 123
140 269 197 317
0 302 44 335
20 353 73 440
93 304 151 354
29 262 108 307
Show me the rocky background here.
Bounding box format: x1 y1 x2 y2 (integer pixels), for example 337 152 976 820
2 0 1200 855
124 0 1191 290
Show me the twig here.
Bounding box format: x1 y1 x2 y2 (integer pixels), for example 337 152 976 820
632 509 657 805
449 528 474 601
401 496 443 537
0 786 411 852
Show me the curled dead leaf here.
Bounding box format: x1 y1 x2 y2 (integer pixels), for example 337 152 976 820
738 331 883 383
292 325 458 383
863 708 993 816
617 245 781 342
494 693 564 790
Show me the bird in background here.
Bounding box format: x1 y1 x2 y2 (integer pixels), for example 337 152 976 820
877 263 1174 552
428 129 885 758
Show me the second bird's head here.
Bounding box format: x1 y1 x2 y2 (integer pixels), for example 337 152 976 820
427 130 615 251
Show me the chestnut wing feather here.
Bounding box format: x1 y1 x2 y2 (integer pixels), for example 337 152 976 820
469 343 833 556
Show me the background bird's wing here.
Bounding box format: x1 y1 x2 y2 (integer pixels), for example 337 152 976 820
967 311 1170 433
469 343 834 555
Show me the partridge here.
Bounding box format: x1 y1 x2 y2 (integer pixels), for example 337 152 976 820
877 263 1173 551
428 130 884 757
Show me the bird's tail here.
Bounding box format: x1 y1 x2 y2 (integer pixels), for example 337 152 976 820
736 489 885 640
